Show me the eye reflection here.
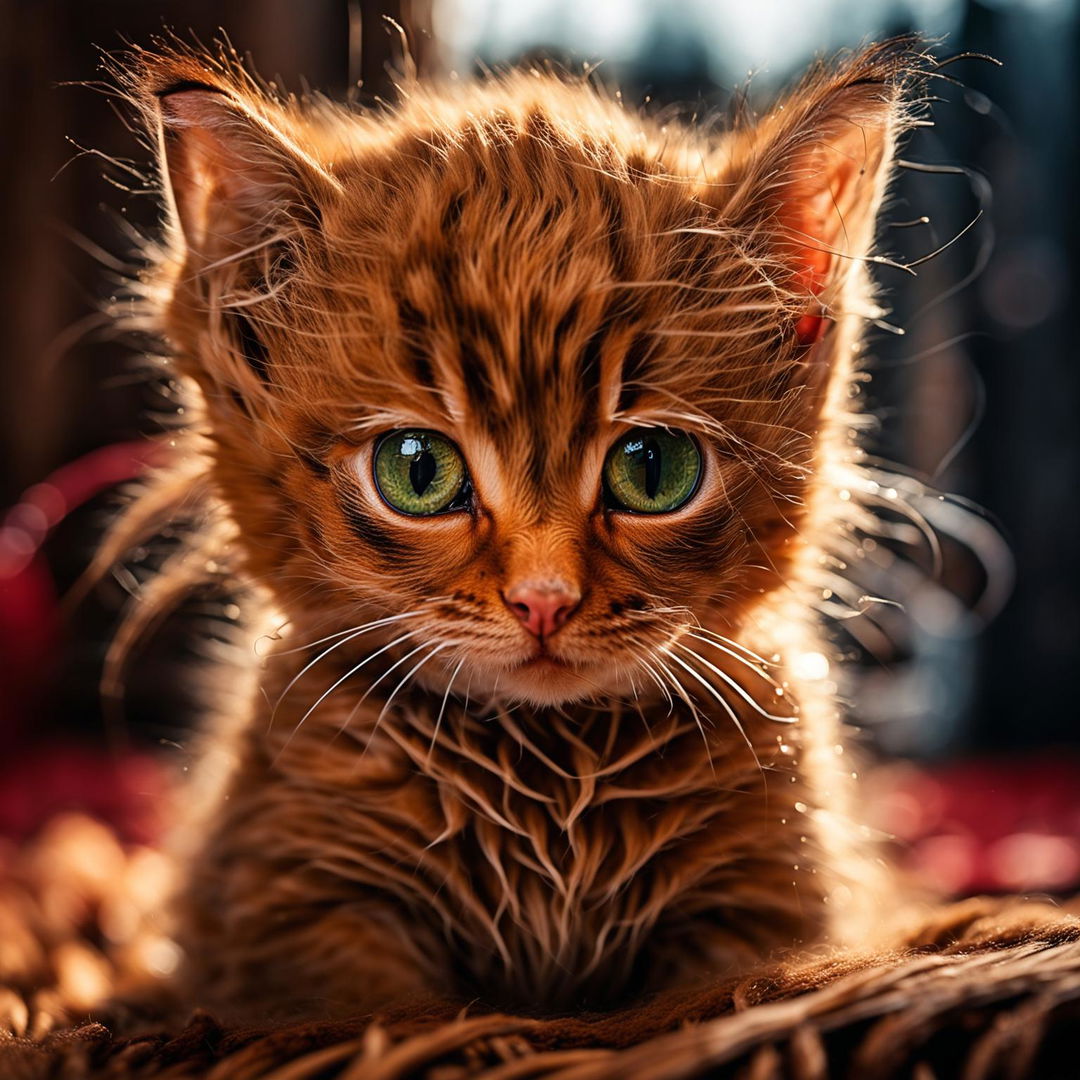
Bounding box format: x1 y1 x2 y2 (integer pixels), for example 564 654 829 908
603 428 701 513
373 430 470 516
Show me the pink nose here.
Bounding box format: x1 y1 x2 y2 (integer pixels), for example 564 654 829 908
504 580 581 640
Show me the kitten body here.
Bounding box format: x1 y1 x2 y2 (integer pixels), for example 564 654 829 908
108 40 927 1019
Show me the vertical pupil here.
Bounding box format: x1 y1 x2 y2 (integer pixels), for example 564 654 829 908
643 438 661 499
409 448 437 495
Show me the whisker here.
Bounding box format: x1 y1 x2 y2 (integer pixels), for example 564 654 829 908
333 639 437 744
684 632 785 694
658 646 764 778
632 656 675 714
275 629 419 754
650 654 716 775
363 641 453 753
269 602 446 723
428 655 466 763
271 597 451 657
689 625 779 669
674 641 797 724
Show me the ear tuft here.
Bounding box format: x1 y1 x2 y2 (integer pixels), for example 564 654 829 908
154 78 227 100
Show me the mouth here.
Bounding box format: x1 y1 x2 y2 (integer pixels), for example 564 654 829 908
515 636 579 667
439 644 642 708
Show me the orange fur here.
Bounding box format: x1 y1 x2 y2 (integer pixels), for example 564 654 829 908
100 38 934 1019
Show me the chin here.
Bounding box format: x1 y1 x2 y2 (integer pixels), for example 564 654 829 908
458 654 637 709
500 661 598 706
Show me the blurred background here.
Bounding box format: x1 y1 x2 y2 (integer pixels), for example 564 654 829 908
1 0 1078 896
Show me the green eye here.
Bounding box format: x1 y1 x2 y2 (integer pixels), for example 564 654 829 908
603 428 701 513
373 430 469 516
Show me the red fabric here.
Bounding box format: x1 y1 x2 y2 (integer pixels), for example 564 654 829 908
0 745 166 845
0 442 157 739
871 755 1080 894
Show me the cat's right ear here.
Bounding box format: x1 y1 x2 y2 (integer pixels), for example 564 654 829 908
710 39 927 345
143 65 341 261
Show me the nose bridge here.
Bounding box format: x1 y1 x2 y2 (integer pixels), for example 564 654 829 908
503 519 583 589
502 521 584 641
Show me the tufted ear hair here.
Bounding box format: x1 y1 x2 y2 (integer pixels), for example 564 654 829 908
714 38 925 344
141 59 342 262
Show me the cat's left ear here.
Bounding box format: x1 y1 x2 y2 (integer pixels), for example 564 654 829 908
714 39 923 344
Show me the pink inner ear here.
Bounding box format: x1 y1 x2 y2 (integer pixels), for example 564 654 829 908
789 235 832 346
778 142 864 347
794 311 829 346
773 127 876 347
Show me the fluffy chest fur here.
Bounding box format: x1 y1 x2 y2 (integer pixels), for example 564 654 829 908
178 643 831 1014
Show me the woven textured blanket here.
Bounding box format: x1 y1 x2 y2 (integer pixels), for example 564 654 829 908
3 815 1080 1079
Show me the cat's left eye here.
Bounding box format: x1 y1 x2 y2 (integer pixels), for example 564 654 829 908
373 430 470 516
603 428 701 514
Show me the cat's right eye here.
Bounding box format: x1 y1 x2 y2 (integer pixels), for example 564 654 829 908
373 430 470 516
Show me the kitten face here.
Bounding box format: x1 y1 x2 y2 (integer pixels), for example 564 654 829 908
222 145 809 706
142 60 900 706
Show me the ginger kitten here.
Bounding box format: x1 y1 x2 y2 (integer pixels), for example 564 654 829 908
105 38 929 1019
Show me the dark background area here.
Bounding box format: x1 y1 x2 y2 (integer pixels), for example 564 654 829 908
0 0 1077 774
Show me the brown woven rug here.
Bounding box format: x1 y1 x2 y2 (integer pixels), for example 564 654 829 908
3 815 1080 1079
